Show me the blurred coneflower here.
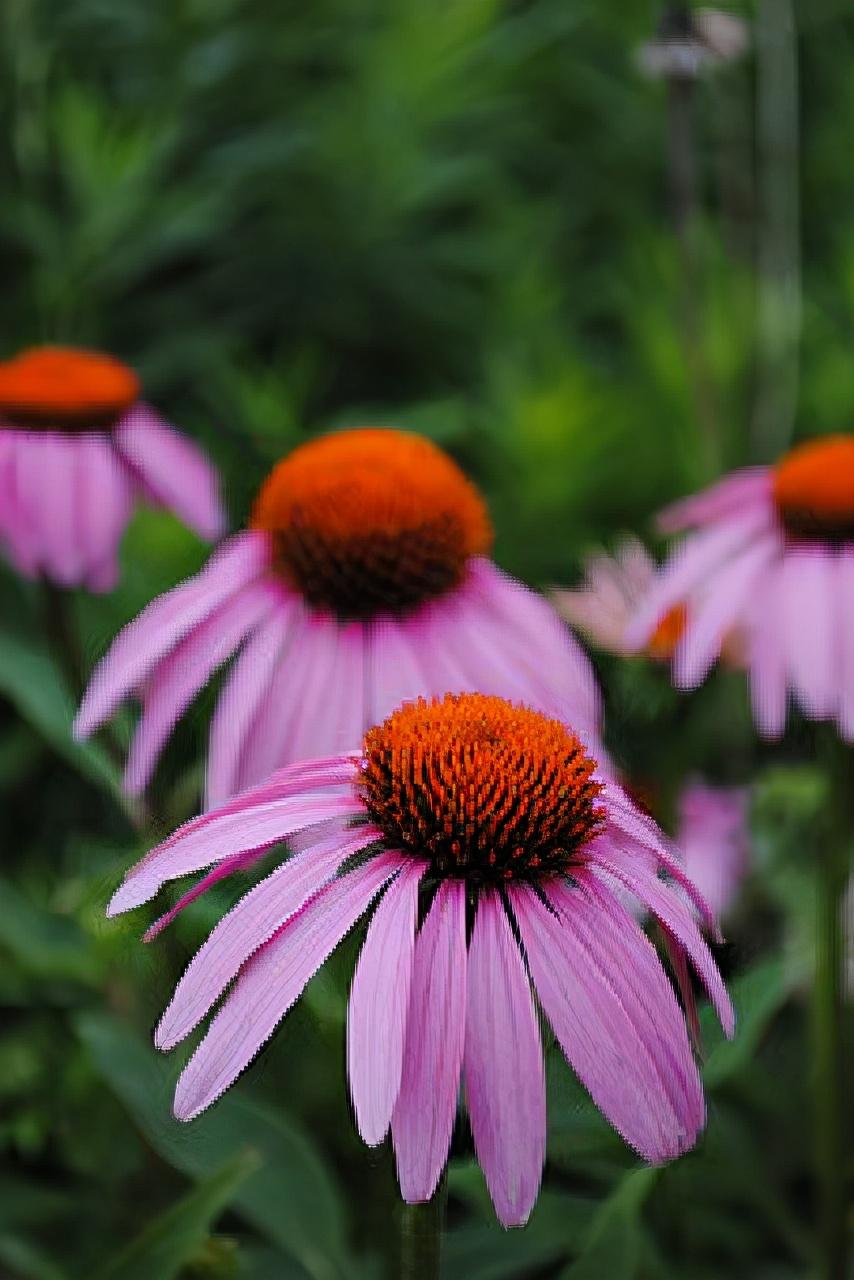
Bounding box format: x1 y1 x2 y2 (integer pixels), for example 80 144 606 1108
75 428 600 804
107 693 733 1228
0 346 224 591
627 438 854 739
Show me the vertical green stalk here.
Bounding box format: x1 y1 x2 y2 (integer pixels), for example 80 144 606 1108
814 738 850 1280
42 581 84 701
399 1178 447 1280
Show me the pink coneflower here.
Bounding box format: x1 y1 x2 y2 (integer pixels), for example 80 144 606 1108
627 437 854 737
75 428 600 804
0 346 224 591
677 782 750 924
107 693 733 1228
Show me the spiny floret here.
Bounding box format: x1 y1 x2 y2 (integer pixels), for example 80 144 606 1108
360 693 604 883
773 435 854 541
251 428 492 618
0 346 140 429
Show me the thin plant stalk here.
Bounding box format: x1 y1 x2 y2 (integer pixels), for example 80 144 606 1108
399 1177 447 1280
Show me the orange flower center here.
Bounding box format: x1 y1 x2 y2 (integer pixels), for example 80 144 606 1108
772 435 854 540
0 346 140 430
647 604 687 660
251 428 492 618
360 693 604 883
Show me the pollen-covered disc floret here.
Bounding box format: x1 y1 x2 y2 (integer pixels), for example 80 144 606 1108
250 428 492 618
0 346 140 430
772 435 854 541
360 693 604 882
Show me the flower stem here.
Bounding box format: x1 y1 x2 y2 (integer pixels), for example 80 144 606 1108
42 581 84 702
399 1179 447 1280
814 742 850 1280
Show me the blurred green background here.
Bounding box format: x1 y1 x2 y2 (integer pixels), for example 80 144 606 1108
1 1 851 1276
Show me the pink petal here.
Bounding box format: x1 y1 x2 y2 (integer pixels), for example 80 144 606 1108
114 404 226 541
747 561 789 738
0 434 40 576
157 824 384 1050
108 790 362 916
205 600 298 808
677 782 750 922
626 507 773 652
75 531 269 738
347 859 426 1145
464 891 545 1228
838 551 854 740
77 436 134 592
368 616 429 725
285 615 365 763
173 851 404 1120
780 546 837 719
673 536 779 688
392 880 467 1203
510 879 705 1163
588 854 734 1035
657 468 772 533
30 434 84 586
142 845 264 942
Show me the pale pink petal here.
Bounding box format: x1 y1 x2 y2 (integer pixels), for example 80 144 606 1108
674 536 779 688
123 580 278 794
553 537 655 655
173 851 404 1120
77 435 134 592
0 433 40 576
464 891 545 1228
157 824 384 1050
142 846 264 942
747 560 788 738
114 404 225 541
205 599 298 808
368 616 428 724
510 880 705 1163
12 432 55 574
75 531 269 738
626 507 773 651
780 546 836 719
392 880 467 1203
838 551 854 740
108 790 362 915
588 851 734 1035
347 859 426 1145
677 782 750 922
285 614 365 763
657 469 772 533
30 434 83 586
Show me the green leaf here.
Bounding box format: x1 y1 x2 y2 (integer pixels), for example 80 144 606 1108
0 878 98 984
75 1011 353 1280
559 1167 659 1280
0 630 122 800
93 1150 257 1280
703 958 790 1089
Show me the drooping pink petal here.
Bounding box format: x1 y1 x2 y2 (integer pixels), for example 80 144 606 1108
509 879 705 1163
747 560 788 739
114 404 225 541
677 782 750 923
172 851 404 1121
588 852 734 1035
75 531 270 738
284 614 366 763
464 891 545 1228
157 824 384 1050
31 434 83 586
673 535 778 688
0 434 38 576
124 580 278 794
838 550 854 740
108 790 363 916
626 507 773 652
347 858 426 1145
205 600 298 808
142 845 264 942
780 545 837 719
78 435 134 592
657 468 772 534
368 616 428 725
392 880 467 1203
12 432 56 576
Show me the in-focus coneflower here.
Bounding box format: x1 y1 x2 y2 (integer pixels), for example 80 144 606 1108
627 437 854 737
107 692 733 1228
75 428 600 803
0 346 224 591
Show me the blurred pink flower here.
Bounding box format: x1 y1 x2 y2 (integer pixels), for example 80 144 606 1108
0 346 224 592
677 781 750 923
627 437 854 737
76 428 601 804
108 694 732 1227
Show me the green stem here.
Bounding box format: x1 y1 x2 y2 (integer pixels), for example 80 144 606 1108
814 742 850 1280
42 581 84 702
399 1179 447 1280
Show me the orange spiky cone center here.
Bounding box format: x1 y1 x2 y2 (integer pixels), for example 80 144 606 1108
773 435 854 540
251 428 492 618
647 604 687 660
360 693 604 883
0 346 140 430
